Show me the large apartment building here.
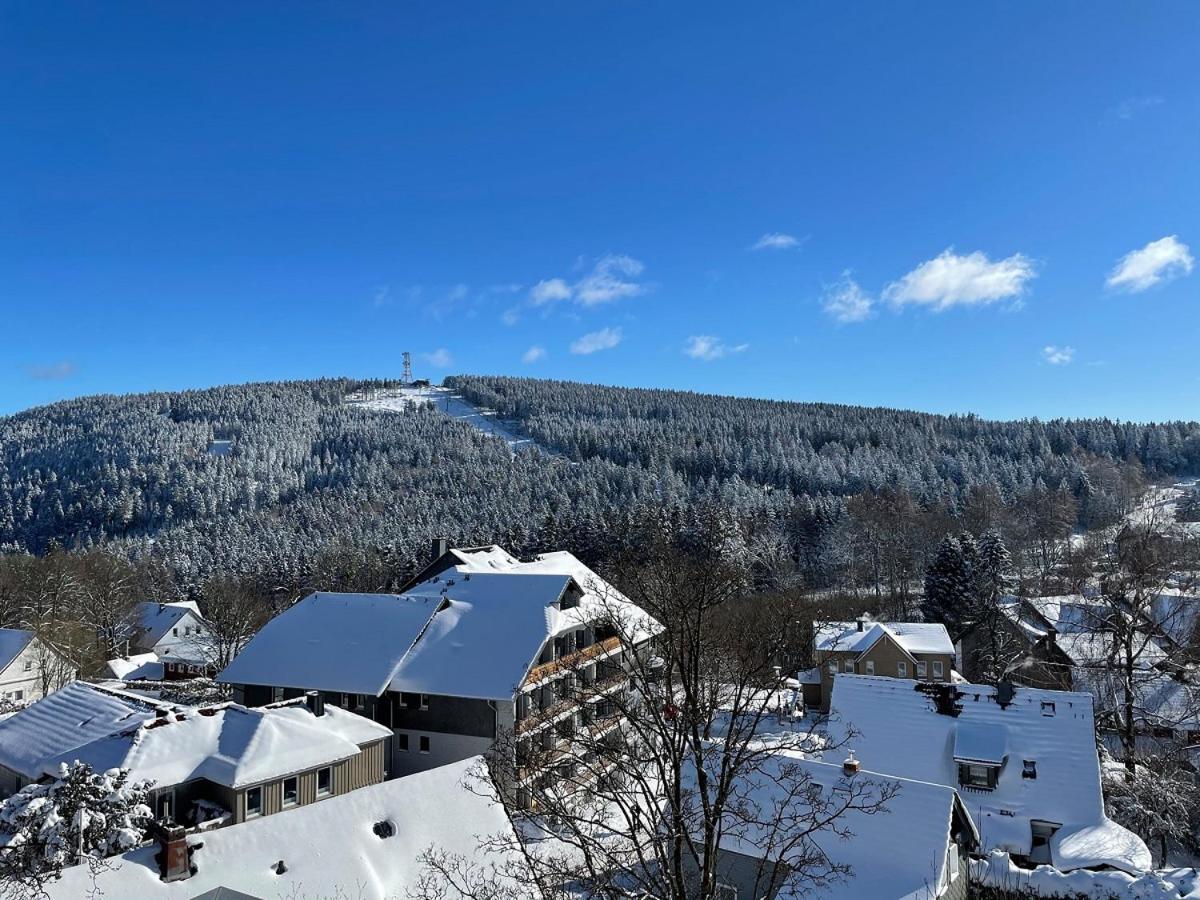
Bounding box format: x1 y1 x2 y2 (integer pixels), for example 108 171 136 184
218 545 659 792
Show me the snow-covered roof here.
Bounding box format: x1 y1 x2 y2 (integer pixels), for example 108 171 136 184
391 572 576 701
826 675 1151 874
1024 596 1107 634
39 701 390 790
0 628 35 673
44 756 527 900
219 547 660 701
132 600 204 646
1071 667 1200 731
217 592 442 695
683 750 972 900
815 620 954 656
1054 632 1168 669
104 653 165 681
1150 591 1200 648
0 681 168 780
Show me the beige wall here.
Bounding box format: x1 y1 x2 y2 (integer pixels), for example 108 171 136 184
814 633 954 711
231 739 386 824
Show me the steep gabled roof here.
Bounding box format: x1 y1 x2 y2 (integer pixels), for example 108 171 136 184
683 750 975 899
825 675 1150 874
0 629 35 674
132 600 205 646
815 621 954 657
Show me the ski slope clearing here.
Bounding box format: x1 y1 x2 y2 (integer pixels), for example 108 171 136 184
346 385 549 453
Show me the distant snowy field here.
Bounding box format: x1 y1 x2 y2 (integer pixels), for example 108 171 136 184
346 385 547 453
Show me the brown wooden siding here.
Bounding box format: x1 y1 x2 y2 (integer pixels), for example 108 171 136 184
231 739 386 824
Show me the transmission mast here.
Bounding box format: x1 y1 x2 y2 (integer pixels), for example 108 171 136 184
401 351 413 385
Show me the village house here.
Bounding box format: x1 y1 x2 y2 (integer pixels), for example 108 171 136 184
0 679 389 828
120 600 216 679
825 674 1151 876
0 628 73 706
218 545 659 796
801 618 956 711
684 751 978 900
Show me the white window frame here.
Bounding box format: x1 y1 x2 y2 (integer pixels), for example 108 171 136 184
897 661 907 677
843 660 855 674
23 659 32 672
316 767 333 797
282 776 299 808
420 694 430 710
916 661 927 678
932 660 944 678
864 661 875 675
246 785 263 818
827 661 837 675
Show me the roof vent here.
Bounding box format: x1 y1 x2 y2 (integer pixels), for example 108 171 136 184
373 820 395 839
305 690 325 717
995 681 1016 709
842 751 860 777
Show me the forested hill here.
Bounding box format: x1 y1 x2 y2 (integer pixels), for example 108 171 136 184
1 376 1197 587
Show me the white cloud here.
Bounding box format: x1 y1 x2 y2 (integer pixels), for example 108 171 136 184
752 232 805 251
26 361 77 380
529 256 646 308
501 307 520 326
822 272 874 323
421 348 454 368
883 249 1036 311
1042 345 1075 366
1112 95 1164 121
529 278 573 305
1105 235 1193 293
574 255 645 306
570 327 622 355
683 335 748 362
522 345 546 364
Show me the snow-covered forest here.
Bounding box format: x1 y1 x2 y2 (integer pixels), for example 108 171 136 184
0 375 1197 592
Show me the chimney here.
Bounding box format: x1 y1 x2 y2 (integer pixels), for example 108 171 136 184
430 537 449 561
156 823 192 882
305 690 325 717
856 615 867 633
842 750 860 777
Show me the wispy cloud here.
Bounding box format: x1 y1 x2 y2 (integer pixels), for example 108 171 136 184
501 307 521 326
683 335 748 362
26 361 77 380
884 249 1036 311
751 232 806 251
522 345 546 364
570 327 622 355
822 272 874 323
529 256 647 308
1106 235 1193 293
372 285 393 307
420 348 454 368
1042 345 1075 366
1111 95 1164 121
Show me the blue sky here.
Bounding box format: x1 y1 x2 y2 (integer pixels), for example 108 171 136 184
3 3 1198 421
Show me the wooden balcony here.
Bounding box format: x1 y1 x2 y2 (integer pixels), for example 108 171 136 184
523 636 621 687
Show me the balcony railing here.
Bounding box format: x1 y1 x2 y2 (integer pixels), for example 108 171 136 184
524 636 621 687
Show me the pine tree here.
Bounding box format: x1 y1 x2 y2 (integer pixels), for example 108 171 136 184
1177 486 1200 523
922 536 973 636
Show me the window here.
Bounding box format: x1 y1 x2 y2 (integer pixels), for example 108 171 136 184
419 735 431 754
897 661 907 678
957 763 999 790
1022 760 1037 780
172 627 179 636
420 694 430 710
23 660 32 672
1041 701 1056 717
932 660 944 678
400 692 421 709
13 691 22 701
843 660 855 673
282 776 299 807
715 884 738 900
916 661 927 679
397 733 409 752
827 661 837 675
317 767 332 797
271 686 284 703
864 661 875 675
246 786 263 818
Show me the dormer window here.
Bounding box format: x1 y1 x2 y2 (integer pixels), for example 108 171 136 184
1023 760 1037 779
958 763 1000 790
1041 701 1056 717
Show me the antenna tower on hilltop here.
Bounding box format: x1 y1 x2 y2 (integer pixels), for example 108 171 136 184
401 351 413 385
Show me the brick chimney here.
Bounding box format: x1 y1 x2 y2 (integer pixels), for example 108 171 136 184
842 750 860 777
157 824 192 883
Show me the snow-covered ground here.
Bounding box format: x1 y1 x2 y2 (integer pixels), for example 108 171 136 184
1129 477 1200 534
973 850 1200 899
346 384 552 453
